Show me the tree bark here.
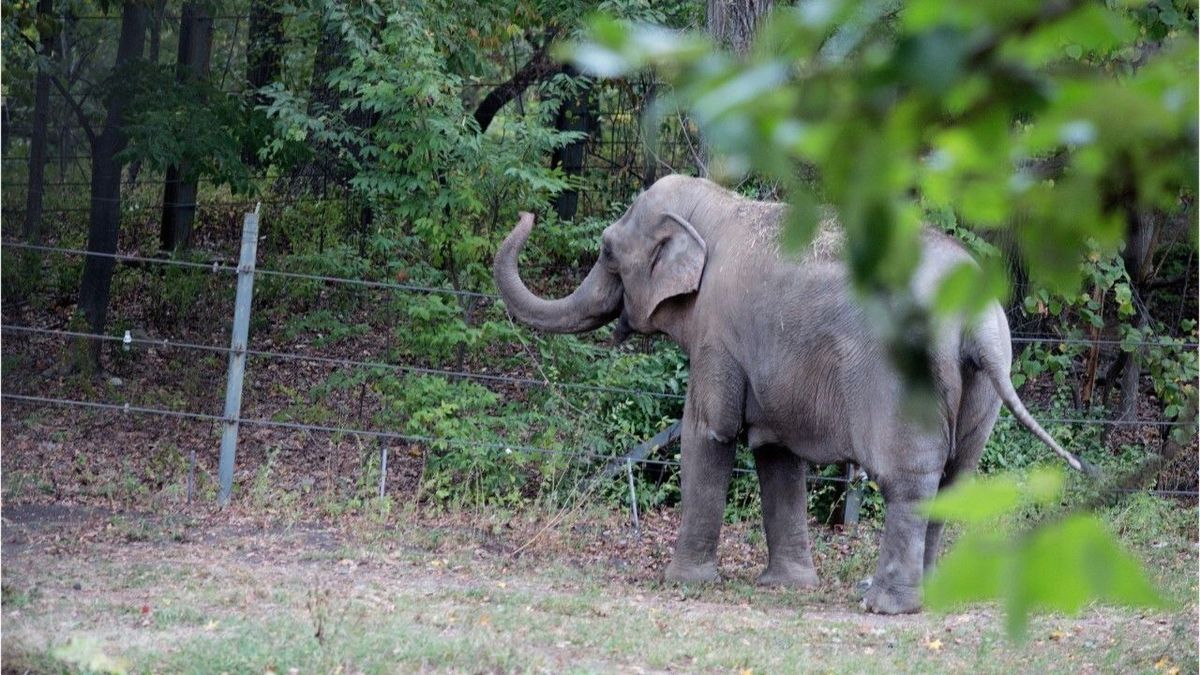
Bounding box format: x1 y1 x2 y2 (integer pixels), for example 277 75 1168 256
23 0 56 250
289 12 351 192
247 1 284 98
641 80 659 189
701 0 774 175
75 2 147 369
243 0 284 167
159 2 214 252
472 31 559 135
147 0 166 62
1116 209 1160 421
707 0 774 56
549 66 596 221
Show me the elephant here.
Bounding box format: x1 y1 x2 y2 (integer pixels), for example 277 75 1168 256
493 175 1086 614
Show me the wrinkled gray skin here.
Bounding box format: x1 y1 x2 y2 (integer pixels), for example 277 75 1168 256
494 175 1084 614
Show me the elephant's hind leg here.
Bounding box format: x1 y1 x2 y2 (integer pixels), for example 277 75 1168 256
863 438 943 614
924 370 1002 573
753 445 819 588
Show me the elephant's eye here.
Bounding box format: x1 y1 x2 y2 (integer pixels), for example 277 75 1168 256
602 241 614 260
649 239 666 271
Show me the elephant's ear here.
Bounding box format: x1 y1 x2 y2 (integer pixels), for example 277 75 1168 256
645 212 707 319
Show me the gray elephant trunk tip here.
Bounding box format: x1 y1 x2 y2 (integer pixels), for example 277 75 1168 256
492 212 623 334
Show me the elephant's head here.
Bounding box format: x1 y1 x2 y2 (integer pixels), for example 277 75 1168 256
493 177 708 338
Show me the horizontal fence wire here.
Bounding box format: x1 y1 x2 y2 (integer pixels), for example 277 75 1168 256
3 321 1193 428
0 196 351 214
0 324 686 402
5 240 1198 350
4 393 1196 496
1009 335 1200 348
0 393 768 477
1 241 497 301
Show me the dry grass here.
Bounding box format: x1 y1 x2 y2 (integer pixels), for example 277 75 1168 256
2 503 1195 674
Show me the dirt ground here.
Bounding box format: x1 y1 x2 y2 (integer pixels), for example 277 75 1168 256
2 502 1196 674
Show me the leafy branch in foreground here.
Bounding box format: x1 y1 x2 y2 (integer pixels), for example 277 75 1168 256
562 0 1196 398
921 468 1166 639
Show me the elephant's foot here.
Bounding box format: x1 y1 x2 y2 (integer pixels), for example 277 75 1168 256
757 563 819 589
664 559 719 584
861 582 921 615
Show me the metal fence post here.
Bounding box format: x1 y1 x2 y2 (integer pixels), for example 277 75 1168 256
379 440 389 498
625 458 640 534
842 463 863 527
217 205 260 505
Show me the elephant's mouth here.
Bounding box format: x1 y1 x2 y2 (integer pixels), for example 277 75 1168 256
610 307 634 345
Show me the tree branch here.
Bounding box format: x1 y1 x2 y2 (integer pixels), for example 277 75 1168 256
50 74 96 147
18 31 97 147
472 28 561 134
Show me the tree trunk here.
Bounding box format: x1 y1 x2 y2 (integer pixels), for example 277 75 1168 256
1 101 9 157
707 0 774 56
159 2 214 252
126 0 165 186
1116 210 1160 420
23 0 55 249
75 2 147 369
472 33 558 135
641 80 659 189
247 0 284 99
148 0 166 63
701 0 773 175
244 0 284 167
550 66 596 221
282 11 351 194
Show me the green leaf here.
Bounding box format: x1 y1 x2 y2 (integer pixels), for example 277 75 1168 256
1026 466 1065 505
932 259 1010 318
921 474 1022 523
1007 514 1167 638
923 529 1007 609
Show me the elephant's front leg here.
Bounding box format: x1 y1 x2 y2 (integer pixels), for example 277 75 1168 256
753 446 819 588
664 400 737 584
863 471 940 614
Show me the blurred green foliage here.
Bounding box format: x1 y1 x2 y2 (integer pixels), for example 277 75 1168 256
922 469 1166 639
566 0 1196 402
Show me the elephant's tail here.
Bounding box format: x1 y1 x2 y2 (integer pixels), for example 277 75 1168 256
982 364 1094 475
972 309 1096 476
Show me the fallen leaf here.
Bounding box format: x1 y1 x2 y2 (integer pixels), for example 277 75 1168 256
1049 629 1067 641
926 639 944 652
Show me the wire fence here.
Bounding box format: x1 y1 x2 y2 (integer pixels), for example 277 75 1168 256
5 240 1199 350
4 10 1196 510
2 235 1197 510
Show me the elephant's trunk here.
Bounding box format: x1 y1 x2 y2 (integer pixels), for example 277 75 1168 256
493 212 623 333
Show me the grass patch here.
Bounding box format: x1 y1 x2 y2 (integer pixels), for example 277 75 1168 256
1 503 1194 674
